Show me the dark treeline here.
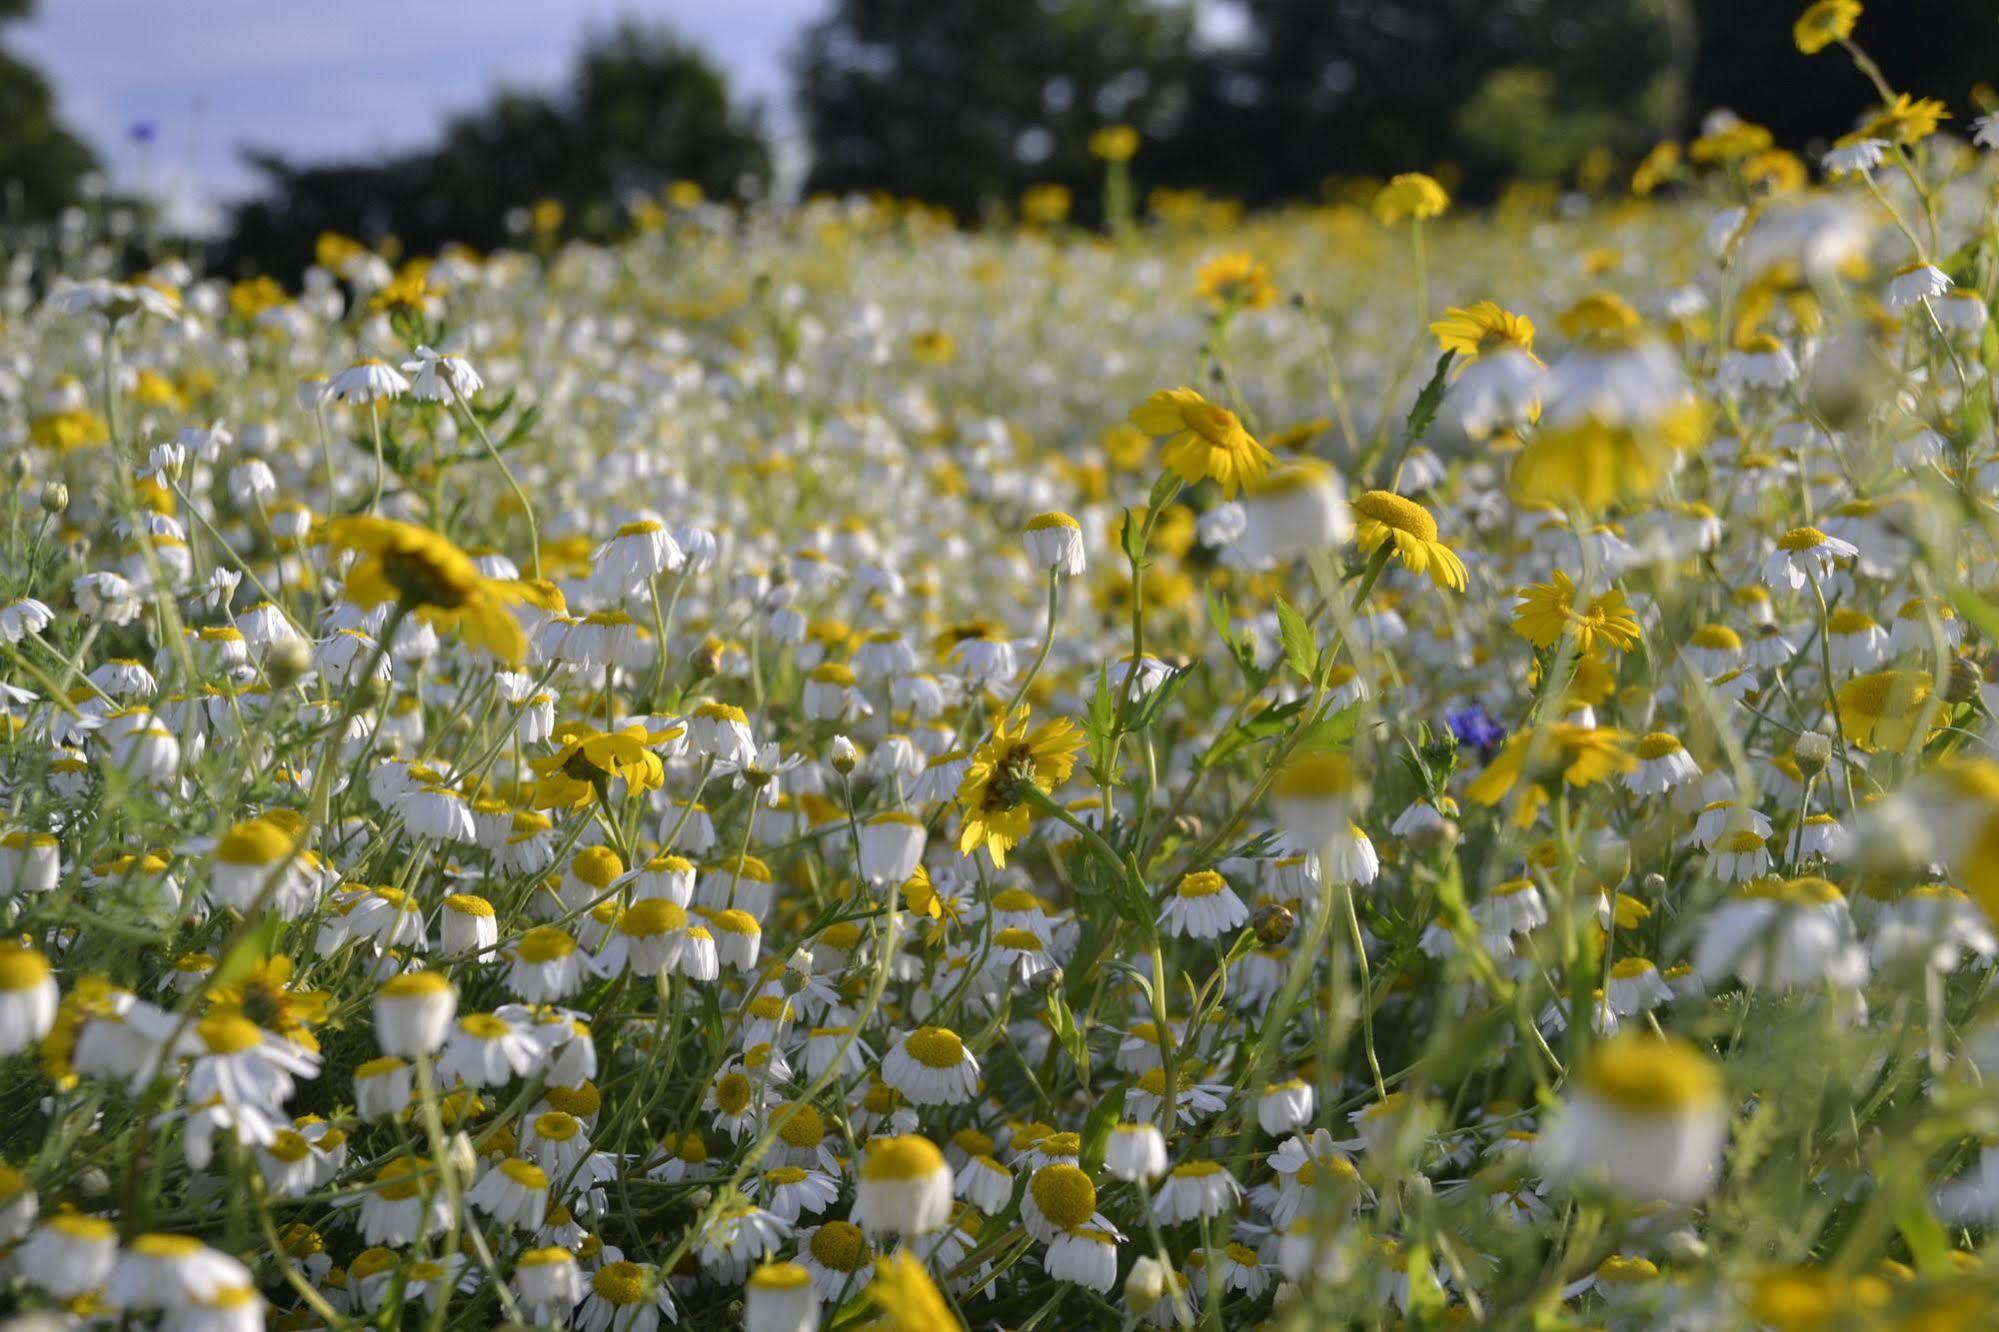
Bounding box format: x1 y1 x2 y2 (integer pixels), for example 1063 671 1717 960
2 1 1994 277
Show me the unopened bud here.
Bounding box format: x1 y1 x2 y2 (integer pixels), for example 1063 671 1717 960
39 482 68 515
264 637 311 689
1251 902 1296 947
829 735 859 775
446 1131 477 1181
1793 730 1833 778
1126 1256 1167 1307
1946 658 1981 704
692 639 723 679
1026 962 1064 994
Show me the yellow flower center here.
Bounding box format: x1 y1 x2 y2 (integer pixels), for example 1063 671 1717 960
592 1260 646 1305
1030 1163 1097 1228
903 1026 966 1069
1353 490 1438 541
861 1134 945 1181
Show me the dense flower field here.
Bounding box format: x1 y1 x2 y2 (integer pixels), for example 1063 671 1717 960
4 13 1999 1330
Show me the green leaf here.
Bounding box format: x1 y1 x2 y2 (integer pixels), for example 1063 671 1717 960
1146 471 1184 511
1118 507 1148 566
1044 989 1090 1084
209 913 283 991
1894 1182 1951 1277
1084 667 1119 785
1404 349 1456 444
1294 703 1361 750
1078 1081 1124 1175
1947 583 1999 642
1201 697 1310 771
1275 596 1319 681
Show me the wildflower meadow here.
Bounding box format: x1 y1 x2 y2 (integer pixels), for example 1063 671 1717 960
5 6 1999 1329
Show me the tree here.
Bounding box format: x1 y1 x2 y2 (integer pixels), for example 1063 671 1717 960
220 21 770 277
0 1 101 221
793 0 1196 222
1156 0 1689 205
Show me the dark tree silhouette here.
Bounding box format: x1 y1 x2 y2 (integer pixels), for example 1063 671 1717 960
0 0 101 221
793 0 1195 222
219 21 770 277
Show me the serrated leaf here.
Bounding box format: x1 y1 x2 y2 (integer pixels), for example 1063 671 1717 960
1119 507 1147 566
1295 703 1361 750
1276 596 1319 681
1404 349 1456 443
1126 666 1190 731
1084 667 1119 784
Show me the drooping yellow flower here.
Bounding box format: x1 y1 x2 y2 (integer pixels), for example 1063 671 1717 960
1350 491 1467 591
1511 569 1642 655
1856 94 1949 146
955 709 1084 867
1630 140 1682 196
1373 173 1449 224
1793 0 1861 55
1834 669 1939 753
1194 252 1276 311
863 1249 963 1331
1430 302 1537 361
321 516 531 664
1127 387 1274 498
1465 724 1635 826
531 722 679 809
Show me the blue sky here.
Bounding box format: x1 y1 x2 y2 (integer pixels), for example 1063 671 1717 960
16 1 826 230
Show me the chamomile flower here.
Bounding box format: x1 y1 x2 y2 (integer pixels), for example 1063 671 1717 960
853 1134 954 1235
1536 1034 1725 1203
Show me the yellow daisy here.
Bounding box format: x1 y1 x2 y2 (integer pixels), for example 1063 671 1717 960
955 708 1084 867
1127 387 1275 498
1512 570 1642 654
1793 0 1861 54
321 516 533 664
1350 491 1467 591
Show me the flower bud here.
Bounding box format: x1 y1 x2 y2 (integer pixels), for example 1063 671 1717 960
1251 902 1296 947
830 734 859 775
446 1131 477 1182
39 482 68 515
265 637 312 689
1792 729 1833 778
1126 1256 1167 1307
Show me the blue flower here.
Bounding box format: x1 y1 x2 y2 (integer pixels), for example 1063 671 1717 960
1446 705 1505 757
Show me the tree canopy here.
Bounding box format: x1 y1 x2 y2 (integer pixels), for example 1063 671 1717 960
0 0 100 222
218 21 770 276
